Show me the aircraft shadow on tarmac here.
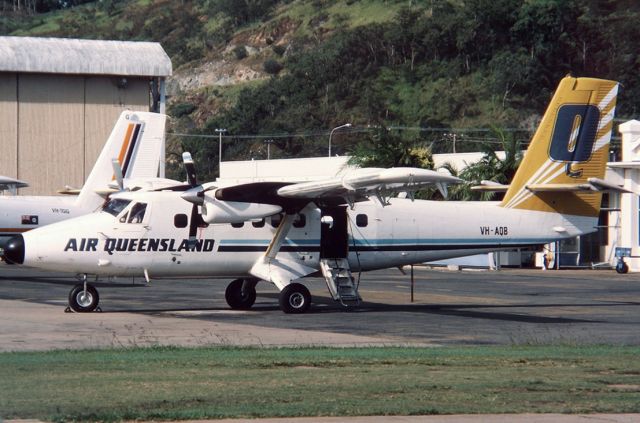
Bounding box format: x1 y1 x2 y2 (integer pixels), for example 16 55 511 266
255 293 607 324
3 276 632 324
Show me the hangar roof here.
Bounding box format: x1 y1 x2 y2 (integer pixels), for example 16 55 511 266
0 36 172 77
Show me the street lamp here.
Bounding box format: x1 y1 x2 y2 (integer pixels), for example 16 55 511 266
215 128 227 176
264 139 274 160
328 123 351 157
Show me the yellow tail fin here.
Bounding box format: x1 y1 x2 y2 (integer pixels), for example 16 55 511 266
500 76 619 216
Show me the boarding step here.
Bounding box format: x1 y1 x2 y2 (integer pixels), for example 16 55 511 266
320 258 360 306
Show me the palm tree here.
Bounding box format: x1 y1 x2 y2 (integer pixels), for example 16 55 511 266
446 126 524 201
348 126 433 169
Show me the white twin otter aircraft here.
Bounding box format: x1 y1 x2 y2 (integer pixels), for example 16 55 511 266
3 77 622 314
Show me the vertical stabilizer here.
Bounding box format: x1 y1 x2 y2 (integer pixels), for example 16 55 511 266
500 77 618 217
75 111 166 209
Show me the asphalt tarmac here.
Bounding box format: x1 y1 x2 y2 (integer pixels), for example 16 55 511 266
1 264 639 350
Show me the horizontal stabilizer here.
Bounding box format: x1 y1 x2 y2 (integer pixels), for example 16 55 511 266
57 186 81 195
98 177 185 197
471 180 510 192
526 178 633 194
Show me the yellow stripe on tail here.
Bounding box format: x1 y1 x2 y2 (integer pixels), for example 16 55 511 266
500 76 619 217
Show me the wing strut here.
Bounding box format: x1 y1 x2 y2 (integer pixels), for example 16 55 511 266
250 213 317 290
265 213 295 259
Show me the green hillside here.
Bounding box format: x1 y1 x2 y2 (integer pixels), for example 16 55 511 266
3 0 640 180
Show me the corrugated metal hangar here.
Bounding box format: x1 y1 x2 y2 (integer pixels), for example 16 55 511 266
0 36 172 195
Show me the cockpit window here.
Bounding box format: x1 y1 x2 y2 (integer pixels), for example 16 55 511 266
103 199 131 217
127 202 147 223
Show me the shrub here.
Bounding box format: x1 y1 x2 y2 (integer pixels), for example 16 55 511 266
170 102 196 118
263 58 283 74
272 44 286 56
233 45 248 60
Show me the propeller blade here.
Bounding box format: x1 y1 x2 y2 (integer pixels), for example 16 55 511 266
111 159 124 191
188 204 199 246
182 152 197 187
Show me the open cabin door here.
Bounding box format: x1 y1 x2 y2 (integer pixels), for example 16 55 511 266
319 206 360 304
320 206 348 259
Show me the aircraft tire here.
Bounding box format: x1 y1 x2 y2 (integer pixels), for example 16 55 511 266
225 279 256 310
279 283 311 314
68 283 99 313
616 261 629 274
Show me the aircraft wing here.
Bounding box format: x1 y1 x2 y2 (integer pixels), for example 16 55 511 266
0 176 28 191
276 167 461 202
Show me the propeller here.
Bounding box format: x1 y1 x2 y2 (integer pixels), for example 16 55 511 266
180 152 206 245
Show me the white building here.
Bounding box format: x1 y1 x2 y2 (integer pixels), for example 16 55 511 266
606 120 640 271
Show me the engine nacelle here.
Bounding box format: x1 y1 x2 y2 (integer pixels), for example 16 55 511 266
201 196 282 224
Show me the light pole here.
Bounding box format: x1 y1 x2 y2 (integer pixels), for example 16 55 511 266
328 123 351 157
215 128 227 176
264 139 274 160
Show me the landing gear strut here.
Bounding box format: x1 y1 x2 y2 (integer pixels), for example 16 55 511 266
225 278 257 310
68 275 100 312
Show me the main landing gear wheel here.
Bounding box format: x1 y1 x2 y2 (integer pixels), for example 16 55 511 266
68 283 100 313
616 260 629 274
279 283 311 314
225 278 257 310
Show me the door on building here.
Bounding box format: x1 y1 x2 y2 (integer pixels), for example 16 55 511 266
320 206 348 259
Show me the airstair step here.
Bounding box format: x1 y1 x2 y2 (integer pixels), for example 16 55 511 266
320 257 360 306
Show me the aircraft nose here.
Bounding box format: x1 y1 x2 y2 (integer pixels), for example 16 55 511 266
3 235 25 265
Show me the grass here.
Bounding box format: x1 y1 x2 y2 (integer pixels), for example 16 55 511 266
1 345 640 421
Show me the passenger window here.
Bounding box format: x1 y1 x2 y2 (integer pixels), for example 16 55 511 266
174 214 188 228
252 218 265 228
356 214 368 227
293 213 306 228
231 222 244 228
270 213 283 228
127 203 147 223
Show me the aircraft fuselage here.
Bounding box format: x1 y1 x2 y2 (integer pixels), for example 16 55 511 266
14 191 595 277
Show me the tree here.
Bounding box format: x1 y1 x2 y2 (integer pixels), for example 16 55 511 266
447 127 523 201
348 126 433 169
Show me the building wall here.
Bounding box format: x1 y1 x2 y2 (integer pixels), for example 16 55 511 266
84 76 149 180
0 73 17 179
18 74 85 196
1 73 150 195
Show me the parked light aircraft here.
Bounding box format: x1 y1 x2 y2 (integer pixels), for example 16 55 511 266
0 176 28 195
3 77 622 314
0 111 168 249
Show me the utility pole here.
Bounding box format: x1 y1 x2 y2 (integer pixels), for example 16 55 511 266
215 128 227 177
264 139 274 160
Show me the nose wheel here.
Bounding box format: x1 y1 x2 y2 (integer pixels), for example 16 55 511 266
67 280 100 313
